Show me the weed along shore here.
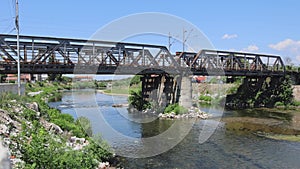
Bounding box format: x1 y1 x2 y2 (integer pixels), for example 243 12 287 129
0 79 121 169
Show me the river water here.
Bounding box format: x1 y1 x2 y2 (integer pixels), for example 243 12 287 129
49 90 300 169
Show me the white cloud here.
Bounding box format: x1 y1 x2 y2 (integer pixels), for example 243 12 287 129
222 34 238 40
269 39 300 63
241 45 259 52
269 39 300 52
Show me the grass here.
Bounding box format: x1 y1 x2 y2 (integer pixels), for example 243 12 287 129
103 83 140 95
103 87 129 95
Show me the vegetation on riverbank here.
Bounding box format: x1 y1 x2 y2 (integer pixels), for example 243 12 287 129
163 103 187 115
0 80 115 168
226 76 294 109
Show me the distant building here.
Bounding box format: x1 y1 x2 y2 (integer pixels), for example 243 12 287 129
73 75 94 82
5 74 31 82
192 76 206 83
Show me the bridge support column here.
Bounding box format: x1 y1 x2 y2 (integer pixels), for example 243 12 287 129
179 76 192 108
141 74 179 107
141 74 192 109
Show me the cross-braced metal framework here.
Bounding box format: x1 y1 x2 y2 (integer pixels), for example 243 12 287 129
178 50 285 76
0 34 285 76
0 34 183 75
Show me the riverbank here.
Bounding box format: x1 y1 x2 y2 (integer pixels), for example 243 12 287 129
98 89 129 96
0 81 119 168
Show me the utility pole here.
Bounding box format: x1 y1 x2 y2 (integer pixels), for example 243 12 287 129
168 32 177 52
168 32 171 51
182 28 186 53
16 0 21 95
182 28 194 53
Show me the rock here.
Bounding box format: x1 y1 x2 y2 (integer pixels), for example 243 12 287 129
0 124 8 135
27 91 43 97
0 139 11 169
98 162 110 169
25 102 39 112
158 107 210 119
49 123 63 134
112 104 128 108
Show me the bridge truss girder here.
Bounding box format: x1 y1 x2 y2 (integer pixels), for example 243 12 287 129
0 34 286 77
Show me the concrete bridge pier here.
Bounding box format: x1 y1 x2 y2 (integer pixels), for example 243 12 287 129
178 76 192 108
141 74 192 109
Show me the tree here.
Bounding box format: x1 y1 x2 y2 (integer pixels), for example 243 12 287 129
128 89 150 111
278 76 293 107
130 75 141 86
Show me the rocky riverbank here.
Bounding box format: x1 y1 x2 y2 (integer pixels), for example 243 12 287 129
0 81 119 169
0 102 113 168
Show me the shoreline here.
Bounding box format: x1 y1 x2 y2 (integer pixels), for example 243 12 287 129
97 89 129 96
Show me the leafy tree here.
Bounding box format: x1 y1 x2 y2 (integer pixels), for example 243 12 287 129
278 76 293 107
128 89 150 111
130 75 141 86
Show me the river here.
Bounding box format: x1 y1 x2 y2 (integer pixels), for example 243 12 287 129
49 90 300 169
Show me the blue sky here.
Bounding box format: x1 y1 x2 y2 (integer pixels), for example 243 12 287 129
1 0 300 65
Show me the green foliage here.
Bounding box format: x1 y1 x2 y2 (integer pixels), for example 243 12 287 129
72 81 96 89
209 77 218 83
14 126 112 169
227 76 294 109
164 103 187 115
292 101 300 107
23 109 38 121
96 81 107 88
199 95 212 102
76 116 93 136
275 101 284 107
128 89 150 111
278 76 293 107
130 75 141 86
227 84 239 94
4 80 114 168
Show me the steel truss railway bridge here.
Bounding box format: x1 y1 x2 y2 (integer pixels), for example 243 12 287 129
0 34 289 107
0 34 285 76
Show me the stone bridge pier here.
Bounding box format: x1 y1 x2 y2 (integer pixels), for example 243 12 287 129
141 74 192 109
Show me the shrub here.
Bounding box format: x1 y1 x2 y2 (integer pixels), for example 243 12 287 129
199 95 212 102
275 102 284 107
292 101 300 106
164 103 187 115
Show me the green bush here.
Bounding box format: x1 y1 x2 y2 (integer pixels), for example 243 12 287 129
128 89 150 111
274 101 284 107
292 101 300 106
199 95 212 102
164 103 187 115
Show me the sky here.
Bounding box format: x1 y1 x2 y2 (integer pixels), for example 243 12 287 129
1 0 300 65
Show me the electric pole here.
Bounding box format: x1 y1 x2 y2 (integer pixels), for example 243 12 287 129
183 28 185 53
16 0 21 95
168 32 171 51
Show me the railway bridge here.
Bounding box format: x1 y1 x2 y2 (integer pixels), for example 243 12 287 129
0 34 289 108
